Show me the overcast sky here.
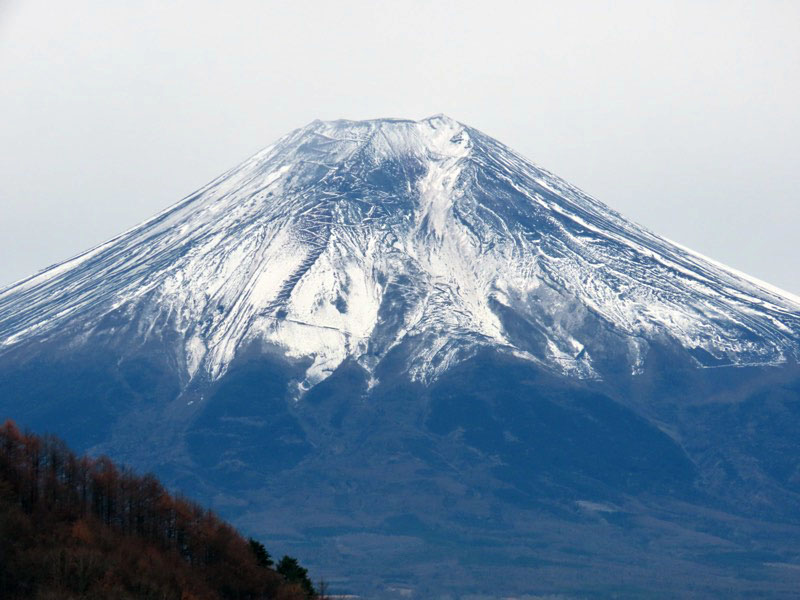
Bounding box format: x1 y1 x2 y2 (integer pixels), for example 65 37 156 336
1 1 798 293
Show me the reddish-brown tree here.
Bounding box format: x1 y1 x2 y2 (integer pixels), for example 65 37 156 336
0 419 315 599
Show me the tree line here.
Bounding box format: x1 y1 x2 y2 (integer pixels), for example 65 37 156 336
0 419 320 599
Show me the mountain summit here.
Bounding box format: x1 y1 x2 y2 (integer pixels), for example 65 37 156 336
2 117 800 597
2 115 799 391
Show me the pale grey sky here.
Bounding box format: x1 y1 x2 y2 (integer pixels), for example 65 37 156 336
1 1 798 293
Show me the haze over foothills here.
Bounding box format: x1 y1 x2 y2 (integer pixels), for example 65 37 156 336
1 0 799 294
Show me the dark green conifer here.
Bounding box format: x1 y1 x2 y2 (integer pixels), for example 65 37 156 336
277 554 316 597
248 537 274 568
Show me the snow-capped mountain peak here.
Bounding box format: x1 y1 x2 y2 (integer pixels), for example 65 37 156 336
1 116 799 390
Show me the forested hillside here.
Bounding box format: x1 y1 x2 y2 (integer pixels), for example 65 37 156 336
0 420 319 599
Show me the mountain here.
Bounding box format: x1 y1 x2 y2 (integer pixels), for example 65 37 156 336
3 115 799 387
2 115 800 598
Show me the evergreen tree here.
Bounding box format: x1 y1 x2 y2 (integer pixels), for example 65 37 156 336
248 537 274 568
277 555 316 598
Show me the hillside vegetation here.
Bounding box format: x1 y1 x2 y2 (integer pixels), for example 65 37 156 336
0 420 319 599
